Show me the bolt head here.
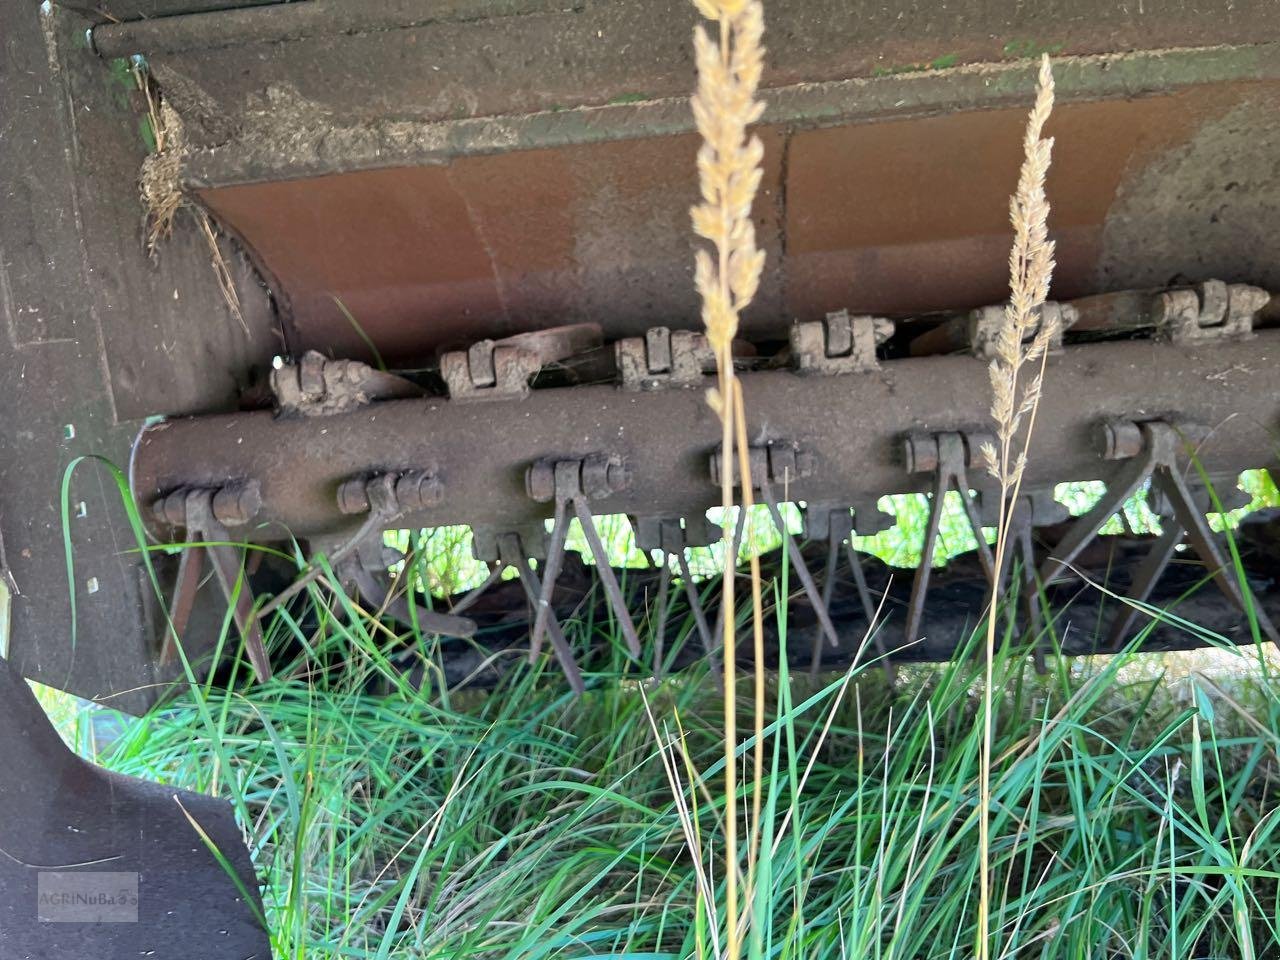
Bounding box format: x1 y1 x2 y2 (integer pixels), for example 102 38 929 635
605 459 632 494
525 461 556 503
336 478 371 515
904 434 939 474
1100 420 1143 461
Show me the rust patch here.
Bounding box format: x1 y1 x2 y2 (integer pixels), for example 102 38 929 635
784 83 1254 317
200 82 1259 364
202 165 508 362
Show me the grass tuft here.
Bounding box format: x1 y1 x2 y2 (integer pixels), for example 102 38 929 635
49 582 1280 959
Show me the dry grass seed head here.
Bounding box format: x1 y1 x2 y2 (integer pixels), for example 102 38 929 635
690 0 766 356
985 54 1056 482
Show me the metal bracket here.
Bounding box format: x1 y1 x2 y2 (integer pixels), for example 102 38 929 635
967 300 1077 361
616 327 715 391
791 310 893 375
442 323 602 401
1154 279 1269 344
152 480 270 681
708 440 839 650
803 503 889 675
472 523 548 563
632 514 718 556
525 454 640 666
902 431 998 644
336 469 442 517
631 514 720 681
312 527 476 639
1042 419 1279 648
253 468 442 622
270 350 420 417
709 439 815 489
525 453 631 504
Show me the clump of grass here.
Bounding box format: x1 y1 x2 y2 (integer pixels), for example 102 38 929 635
58 581 1280 959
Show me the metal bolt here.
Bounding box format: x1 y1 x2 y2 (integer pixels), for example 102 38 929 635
527 455 630 503
709 443 804 487
151 490 187 527
152 480 262 528
961 432 996 469
298 351 327 397
583 453 630 499
525 460 557 503
1100 420 1144 460
606 459 632 493
337 470 442 515
211 480 262 527
336 477 372 515
395 471 443 511
903 434 939 474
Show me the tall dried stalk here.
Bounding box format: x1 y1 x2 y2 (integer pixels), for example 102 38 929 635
977 53 1057 960
689 2 767 958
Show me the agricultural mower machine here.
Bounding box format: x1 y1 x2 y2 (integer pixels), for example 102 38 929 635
2 0 1279 954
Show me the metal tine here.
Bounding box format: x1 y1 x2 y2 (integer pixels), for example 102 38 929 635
759 478 840 651
1005 503 1048 672
676 549 722 692
995 498 1040 646
844 540 881 629
1020 526 1048 673
810 533 842 677
1105 523 1184 650
1038 445 1158 587
161 543 205 666
500 534 585 695
347 563 477 638
207 539 272 682
957 484 996 583
843 537 897 681
1154 464 1280 644
450 561 505 615
905 434 1000 646
808 507 895 680
903 462 950 646
182 488 274 682
652 561 672 680
810 507 890 677
255 507 386 621
570 497 642 658
530 497 571 661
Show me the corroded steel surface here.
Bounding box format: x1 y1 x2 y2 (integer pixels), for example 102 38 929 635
198 71 1280 364
83 0 1280 366
131 332 1280 543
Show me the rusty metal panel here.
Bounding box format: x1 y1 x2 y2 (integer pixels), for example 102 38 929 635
93 0 1280 148
0 3 273 710
198 73 1278 364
